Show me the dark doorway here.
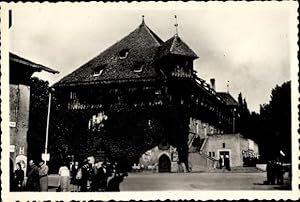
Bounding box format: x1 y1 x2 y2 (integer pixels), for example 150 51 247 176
158 154 171 173
219 151 229 157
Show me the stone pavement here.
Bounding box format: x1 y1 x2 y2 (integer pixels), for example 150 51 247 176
47 170 291 191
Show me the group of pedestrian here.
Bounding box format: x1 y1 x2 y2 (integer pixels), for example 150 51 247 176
266 159 285 185
218 155 231 171
15 159 49 192
60 158 127 192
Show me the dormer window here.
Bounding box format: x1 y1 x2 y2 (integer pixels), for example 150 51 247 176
119 49 129 59
133 64 144 73
93 64 106 77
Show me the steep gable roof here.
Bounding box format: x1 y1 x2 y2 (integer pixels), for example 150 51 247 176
156 35 198 61
217 92 239 107
10 52 59 74
55 21 164 87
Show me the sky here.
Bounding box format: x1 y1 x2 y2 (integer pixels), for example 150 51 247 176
8 2 297 112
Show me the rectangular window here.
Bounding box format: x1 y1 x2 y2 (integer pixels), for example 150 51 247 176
222 143 226 148
212 152 215 157
209 152 211 157
70 91 77 99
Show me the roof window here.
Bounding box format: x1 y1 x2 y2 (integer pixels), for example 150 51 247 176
93 64 106 77
133 64 144 73
119 49 129 59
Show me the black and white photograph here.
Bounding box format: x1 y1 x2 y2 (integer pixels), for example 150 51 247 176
0 1 298 201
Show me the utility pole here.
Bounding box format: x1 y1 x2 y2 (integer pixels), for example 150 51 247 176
44 91 52 165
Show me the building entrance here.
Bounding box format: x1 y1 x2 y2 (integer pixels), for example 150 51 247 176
158 154 171 172
219 151 230 169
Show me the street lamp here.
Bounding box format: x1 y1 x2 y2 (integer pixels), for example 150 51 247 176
43 88 54 165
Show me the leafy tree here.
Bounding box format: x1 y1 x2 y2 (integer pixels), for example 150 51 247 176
28 77 70 173
259 81 291 162
236 81 291 162
236 93 251 136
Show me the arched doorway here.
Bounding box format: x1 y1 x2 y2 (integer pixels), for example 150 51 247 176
158 154 171 172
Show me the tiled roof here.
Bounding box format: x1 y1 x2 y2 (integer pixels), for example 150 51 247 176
55 21 164 86
55 20 201 87
156 35 198 61
10 52 59 74
217 92 239 106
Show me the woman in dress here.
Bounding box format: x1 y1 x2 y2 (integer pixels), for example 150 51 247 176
58 162 70 192
13 162 24 191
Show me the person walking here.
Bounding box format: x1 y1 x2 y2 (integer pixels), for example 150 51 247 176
70 161 80 192
26 160 40 191
58 162 70 192
79 159 89 192
39 161 49 192
13 162 24 191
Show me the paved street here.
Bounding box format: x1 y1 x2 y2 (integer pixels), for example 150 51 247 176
120 172 291 191
48 171 291 191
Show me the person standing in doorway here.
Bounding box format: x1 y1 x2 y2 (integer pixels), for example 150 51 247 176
58 162 70 192
39 161 49 192
218 156 223 169
26 160 40 191
224 155 231 171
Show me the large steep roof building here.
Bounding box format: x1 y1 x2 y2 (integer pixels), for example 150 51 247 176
54 18 242 172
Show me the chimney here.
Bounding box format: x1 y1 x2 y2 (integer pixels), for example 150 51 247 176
210 78 216 90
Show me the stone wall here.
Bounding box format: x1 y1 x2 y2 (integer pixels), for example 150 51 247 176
10 84 30 173
202 134 242 167
202 134 260 167
139 145 178 172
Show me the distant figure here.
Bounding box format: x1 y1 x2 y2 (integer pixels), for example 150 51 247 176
275 160 284 185
70 161 80 192
266 160 272 184
91 162 100 191
39 161 49 192
58 162 70 192
98 162 109 191
79 159 90 192
218 156 223 169
224 155 231 171
269 160 276 185
26 160 40 191
13 162 24 191
106 172 128 192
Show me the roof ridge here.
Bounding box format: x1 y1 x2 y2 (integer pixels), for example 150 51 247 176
143 23 164 46
169 35 177 53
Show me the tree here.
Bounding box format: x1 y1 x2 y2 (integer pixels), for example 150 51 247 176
28 77 70 173
236 93 251 137
259 81 291 162
236 81 291 163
